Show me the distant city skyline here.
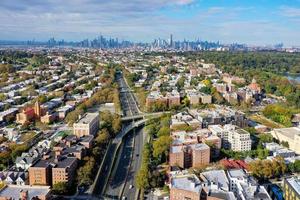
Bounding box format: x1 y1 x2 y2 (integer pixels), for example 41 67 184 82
0 0 299 46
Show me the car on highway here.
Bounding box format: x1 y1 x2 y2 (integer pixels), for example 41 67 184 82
122 196 127 200
129 184 133 189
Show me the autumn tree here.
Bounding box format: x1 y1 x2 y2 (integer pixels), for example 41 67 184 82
153 136 172 159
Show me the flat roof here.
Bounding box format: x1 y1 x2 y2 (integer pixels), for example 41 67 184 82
274 127 300 140
76 112 99 124
227 169 246 179
0 185 50 199
56 157 77 168
192 143 210 151
171 174 202 193
32 159 52 168
286 177 300 194
171 145 182 153
201 170 229 191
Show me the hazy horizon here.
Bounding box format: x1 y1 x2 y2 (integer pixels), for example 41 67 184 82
0 0 299 46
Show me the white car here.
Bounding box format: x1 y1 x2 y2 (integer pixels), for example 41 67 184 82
129 184 133 189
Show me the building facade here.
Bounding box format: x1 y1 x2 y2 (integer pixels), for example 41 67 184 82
73 113 99 137
284 177 300 200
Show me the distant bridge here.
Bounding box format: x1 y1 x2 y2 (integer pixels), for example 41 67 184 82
119 88 134 93
121 111 170 121
113 119 147 144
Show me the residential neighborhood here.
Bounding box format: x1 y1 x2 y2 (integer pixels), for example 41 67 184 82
0 48 299 200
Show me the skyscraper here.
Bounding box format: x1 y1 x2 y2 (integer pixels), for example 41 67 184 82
170 34 173 48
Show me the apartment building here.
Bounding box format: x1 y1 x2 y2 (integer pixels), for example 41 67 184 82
28 160 52 186
146 90 180 110
0 185 51 200
170 174 205 200
227 169 271 200
199 93 212 104
189 106 248 128
52 157 77 185
208 124 251 151
169 143 210 169
187 90 200 105
166 90 181 107
73 112 99 137
228 129 251 152
192 143 211 167
29 156 78 187
169 146 185 168
284 177 300 200
186 90 212 105
271 127 300 154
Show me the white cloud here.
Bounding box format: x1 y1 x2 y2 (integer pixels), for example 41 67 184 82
279 6 300 17
0 0 298 46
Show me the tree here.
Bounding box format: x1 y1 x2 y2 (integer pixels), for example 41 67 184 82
153 136 172 158
249 156 287 180
259 134 273 143
211 88 225 104
52 182 68 195
136 166 149 189
145 124 157 137
160 116 170 127
176 77 185 90
37 95 47 104
136 143 151 189
0 93 6 101
182 97 190 107
281 141 289 148
95 128 110 145
77 158 95 186
199 86 211 95
157 126 170 137
111 114 121 134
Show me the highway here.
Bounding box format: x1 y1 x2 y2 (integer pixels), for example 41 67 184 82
122 127 145 200
103 72 144 199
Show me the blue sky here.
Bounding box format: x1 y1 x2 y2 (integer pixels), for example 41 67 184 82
0 0 299 46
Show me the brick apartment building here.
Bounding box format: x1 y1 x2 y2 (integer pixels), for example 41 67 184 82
29 156 77 187
52 157 77 185
170 174 206 200
28 160 52 186
170 143 210 169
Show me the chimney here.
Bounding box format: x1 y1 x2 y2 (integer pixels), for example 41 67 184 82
55 149 62 156
54 154 62 163
20 190 28 200
42 154 50 160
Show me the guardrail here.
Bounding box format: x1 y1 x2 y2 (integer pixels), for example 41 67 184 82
89 140 112 195
102 140 122 196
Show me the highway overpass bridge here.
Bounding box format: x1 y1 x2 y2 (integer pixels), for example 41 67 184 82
89 118 149 198
121 111 170 122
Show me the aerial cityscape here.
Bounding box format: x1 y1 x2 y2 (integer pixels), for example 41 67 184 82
0 0 300 200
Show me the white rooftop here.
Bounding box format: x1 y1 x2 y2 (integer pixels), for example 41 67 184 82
171 174 202 194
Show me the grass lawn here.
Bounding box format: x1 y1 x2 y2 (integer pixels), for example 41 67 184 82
19 132 37 143
249 114 285 129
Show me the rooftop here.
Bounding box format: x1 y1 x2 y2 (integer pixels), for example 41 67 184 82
201 170 229 191
0 185 50 199
286 177 300 194
274 127 300 139
192 143 210 151
76 112 99 124
56 157 77 168
171 174 202 194
227 169 247 179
